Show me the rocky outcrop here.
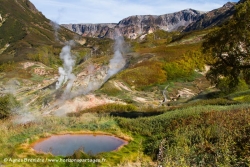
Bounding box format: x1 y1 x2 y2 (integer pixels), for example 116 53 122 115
118 9 204 38
62 23 117 38
62 9 204 39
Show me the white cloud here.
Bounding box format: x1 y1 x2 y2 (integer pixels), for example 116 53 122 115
29 0 239 24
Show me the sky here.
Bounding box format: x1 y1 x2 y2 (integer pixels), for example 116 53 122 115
29 0 239 24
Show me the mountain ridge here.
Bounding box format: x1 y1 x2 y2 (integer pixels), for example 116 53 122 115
183 2 236 32
62 8 204 39
62 2 236 39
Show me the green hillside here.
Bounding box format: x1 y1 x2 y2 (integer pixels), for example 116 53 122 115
0 0 77 63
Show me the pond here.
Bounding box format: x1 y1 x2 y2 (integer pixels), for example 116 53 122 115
32 134 128 156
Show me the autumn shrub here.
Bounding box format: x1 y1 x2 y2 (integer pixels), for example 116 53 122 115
0 61 16 72
152 43 201 61
119 61 167 90
68 103 137 117
131 30 178 51
164 62 190 80
164 50 205 80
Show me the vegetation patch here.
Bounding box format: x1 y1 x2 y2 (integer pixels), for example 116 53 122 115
117 105 250 166
0 94 20 119
0 61 16 72
183 98 239 108
27 45 62 68
119 61 167 90
68 103 137 117
98 81 123 96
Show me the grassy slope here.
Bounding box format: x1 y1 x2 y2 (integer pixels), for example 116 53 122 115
0 104 249 166
0 0 77 63
117 104 250 166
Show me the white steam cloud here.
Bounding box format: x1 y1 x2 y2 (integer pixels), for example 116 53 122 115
50 8 65 41
68 29 126 98
51 21 60 41
3 79 38 124
104 29 126 81
56 41 76 97
78 29 126 95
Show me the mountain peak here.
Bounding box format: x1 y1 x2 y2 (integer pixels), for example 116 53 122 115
181 8 205 15
223 2 236 8
184 1 236 32
25 0 39 13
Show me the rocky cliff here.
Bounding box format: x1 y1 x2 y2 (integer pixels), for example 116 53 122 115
62 23 117 38
62 9 204 39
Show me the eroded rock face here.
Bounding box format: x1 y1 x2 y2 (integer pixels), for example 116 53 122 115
62 9 204 39
62 23 117 38
119 9 203 31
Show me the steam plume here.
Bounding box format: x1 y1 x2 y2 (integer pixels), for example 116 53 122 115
47 30 127 115
78 29 126 95
104 29 126 81
50 8 65 41
51 21 60 41
58 29 126 101
56 41 76 96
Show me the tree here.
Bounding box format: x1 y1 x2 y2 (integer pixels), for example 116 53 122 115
202 0 250 89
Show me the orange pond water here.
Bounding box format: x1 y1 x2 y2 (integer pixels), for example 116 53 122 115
32 134 128 156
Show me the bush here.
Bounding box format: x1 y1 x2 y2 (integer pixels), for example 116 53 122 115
227 90 250 102
217 78 249 94
0 61 16 72
0 94 20 119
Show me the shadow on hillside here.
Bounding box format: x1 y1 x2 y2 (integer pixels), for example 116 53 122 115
110 111 163 118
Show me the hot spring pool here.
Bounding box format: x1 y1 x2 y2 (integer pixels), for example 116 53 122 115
32 134 128 156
